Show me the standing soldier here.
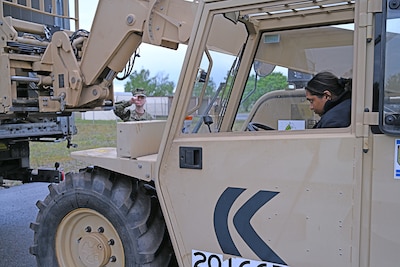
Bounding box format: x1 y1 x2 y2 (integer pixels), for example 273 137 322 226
113 88 154 121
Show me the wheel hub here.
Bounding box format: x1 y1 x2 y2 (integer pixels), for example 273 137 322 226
78 233 111 267
55 208 124 267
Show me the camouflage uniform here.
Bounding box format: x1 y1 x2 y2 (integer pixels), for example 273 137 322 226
113 100 154 121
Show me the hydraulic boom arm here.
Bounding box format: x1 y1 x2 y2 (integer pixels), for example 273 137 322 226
39 0 197 110
70 0 196 109
0 0 197 114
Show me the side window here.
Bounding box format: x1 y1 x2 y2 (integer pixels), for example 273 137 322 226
182 13 248 134
181 12 354 134
236 25 354 132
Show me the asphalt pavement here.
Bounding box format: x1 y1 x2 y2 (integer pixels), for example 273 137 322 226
0 182 50 267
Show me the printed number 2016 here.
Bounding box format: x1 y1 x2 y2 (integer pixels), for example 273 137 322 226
193 251 222 267
193 251 270 267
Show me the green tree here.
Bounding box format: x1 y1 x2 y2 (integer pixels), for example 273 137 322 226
124 69 152 92
149 72 175 96
193 77 217 97
124 69 175 96
240 72 288 112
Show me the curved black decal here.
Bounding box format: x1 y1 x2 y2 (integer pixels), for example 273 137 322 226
213 187 245 256
233 190 286 265
214 188 286 265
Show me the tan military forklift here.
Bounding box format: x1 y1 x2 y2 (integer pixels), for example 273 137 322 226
2 0 400 266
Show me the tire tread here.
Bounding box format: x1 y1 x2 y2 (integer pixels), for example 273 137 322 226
30 166 175 266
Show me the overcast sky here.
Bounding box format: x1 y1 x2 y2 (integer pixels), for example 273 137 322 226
74 0 187 92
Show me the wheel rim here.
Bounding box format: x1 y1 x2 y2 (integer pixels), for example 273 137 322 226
56 208 125 267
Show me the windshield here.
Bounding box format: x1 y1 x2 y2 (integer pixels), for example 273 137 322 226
380 2 400 134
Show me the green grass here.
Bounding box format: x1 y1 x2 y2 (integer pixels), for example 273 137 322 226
30 118 117 173
29 116 245 174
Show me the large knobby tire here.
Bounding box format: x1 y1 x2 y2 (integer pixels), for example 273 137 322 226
30 166 176 267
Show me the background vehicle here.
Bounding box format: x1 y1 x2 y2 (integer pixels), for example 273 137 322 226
0 0 77 184
2 0 400 266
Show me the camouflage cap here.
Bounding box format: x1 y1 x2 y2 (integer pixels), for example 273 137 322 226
132 88 146 97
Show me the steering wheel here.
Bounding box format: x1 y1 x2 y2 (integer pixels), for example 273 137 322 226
247 122 274 131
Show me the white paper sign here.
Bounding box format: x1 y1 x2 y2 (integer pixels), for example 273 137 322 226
278 120 305 131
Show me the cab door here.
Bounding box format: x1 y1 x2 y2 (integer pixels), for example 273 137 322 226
156 1 363 266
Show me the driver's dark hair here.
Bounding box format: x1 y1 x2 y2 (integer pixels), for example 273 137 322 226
306 71 352 98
